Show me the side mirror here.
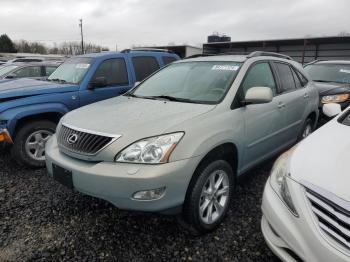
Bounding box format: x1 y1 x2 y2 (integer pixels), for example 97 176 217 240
323 103 341 118
244 86 273 104
89 76 107 89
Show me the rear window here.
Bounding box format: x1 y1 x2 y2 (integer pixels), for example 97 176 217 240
132 56 160 82
162 56 177 65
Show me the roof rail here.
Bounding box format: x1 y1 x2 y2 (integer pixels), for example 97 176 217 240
184 54 215 59
120 48 174 54
247 51 293 60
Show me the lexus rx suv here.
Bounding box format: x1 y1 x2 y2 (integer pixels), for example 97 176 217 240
45 51 319 233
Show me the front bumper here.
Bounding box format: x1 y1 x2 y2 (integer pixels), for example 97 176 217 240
261 179 349 262
45 135 201 213
0 128 13 144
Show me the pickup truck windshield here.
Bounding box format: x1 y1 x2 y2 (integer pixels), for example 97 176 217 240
0 65 18 77
47 57 93 84
132 61 242 104
305 64 350 84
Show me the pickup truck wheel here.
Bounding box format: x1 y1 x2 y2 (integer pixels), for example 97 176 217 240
182 160 234 234
11 120 56 168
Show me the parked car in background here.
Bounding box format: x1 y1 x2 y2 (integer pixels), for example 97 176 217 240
45 51 319 234
0 49 180 167
0 62 59 82
261 103 350 262
304 60 350 119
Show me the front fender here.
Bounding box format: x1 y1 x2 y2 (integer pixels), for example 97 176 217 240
0 103 69 135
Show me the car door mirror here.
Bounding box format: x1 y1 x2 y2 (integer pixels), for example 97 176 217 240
323 103 341 118
244 86 273 104
89 76 107 89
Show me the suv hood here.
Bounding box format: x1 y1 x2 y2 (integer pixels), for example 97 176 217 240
0 78 78 100
62 96 215 137
290 119 350 202
314 81 350 95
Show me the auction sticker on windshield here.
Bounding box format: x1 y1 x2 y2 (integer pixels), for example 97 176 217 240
340 69 350 74
212 65 240 71
76 64 90 69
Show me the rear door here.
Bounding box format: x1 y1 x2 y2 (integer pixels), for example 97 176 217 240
131 56 160 82
79 58 131 106
272 62 308 141
240 61 287 169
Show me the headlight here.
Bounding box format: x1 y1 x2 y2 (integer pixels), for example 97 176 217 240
269 147 298 217
321 94 349 104
115 132 184 164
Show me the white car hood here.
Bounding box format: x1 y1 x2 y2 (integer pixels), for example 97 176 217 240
290 118 350 202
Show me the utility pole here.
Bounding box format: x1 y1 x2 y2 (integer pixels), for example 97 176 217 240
79 19 84 54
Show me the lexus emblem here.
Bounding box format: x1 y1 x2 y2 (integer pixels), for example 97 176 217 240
67 134 79 145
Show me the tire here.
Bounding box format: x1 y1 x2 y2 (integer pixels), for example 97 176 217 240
298 118 313 141
11 120 56 168
182 159 234 234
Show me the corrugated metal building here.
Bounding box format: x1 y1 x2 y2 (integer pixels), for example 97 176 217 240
203 36 350 64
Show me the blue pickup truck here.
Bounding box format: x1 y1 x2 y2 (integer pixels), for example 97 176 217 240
0 49 179 167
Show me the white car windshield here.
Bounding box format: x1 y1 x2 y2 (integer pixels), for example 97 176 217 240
132 61 242 104
47 57 93 84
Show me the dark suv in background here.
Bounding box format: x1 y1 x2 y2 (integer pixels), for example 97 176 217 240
304 60 350 118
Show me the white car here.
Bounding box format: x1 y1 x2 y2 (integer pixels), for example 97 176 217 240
261 103 350 261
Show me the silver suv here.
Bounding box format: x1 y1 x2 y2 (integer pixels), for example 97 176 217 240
45 52 319 233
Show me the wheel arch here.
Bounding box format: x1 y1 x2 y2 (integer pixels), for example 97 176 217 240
184 142 238 200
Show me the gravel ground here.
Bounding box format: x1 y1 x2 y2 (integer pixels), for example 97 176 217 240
0 147 279 262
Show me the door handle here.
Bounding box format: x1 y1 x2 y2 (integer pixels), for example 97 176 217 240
278 102 285 109
303 93 309 99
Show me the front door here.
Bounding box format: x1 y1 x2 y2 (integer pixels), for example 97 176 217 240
79 58 131 106
240 62 287 170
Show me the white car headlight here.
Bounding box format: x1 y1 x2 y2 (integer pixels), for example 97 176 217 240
269 147 298 217
115 132 184 164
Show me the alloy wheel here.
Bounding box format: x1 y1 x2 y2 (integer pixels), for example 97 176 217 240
25 130 53 161
199 170 230 224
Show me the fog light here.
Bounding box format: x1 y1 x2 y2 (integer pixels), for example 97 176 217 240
132 187 166 200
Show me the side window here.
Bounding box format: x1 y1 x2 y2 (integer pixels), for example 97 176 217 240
162 56 177 65
274 63 296 93
132 56 160 82
296 70 308 86
93 59 129 86
291 68 303 89
45 66 57 76
14 66 41 77
242 62 277 96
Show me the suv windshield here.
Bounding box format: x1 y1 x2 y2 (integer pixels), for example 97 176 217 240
304 63 350 84
0 65 18 77
132 61 242 104
47 57 93 84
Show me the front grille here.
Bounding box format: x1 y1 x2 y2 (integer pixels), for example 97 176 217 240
57 124 115 155
305 184 350 251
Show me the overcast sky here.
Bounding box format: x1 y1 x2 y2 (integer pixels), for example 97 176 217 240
1 0 349 50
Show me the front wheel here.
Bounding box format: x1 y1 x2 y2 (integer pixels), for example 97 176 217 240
11 120 56 168
182 160 234 234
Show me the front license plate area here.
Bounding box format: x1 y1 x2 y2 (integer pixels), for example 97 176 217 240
52 164 73 189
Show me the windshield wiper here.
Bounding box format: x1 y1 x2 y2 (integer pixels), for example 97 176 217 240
146 95 197 103
49 78 67 83
313 80 342 84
